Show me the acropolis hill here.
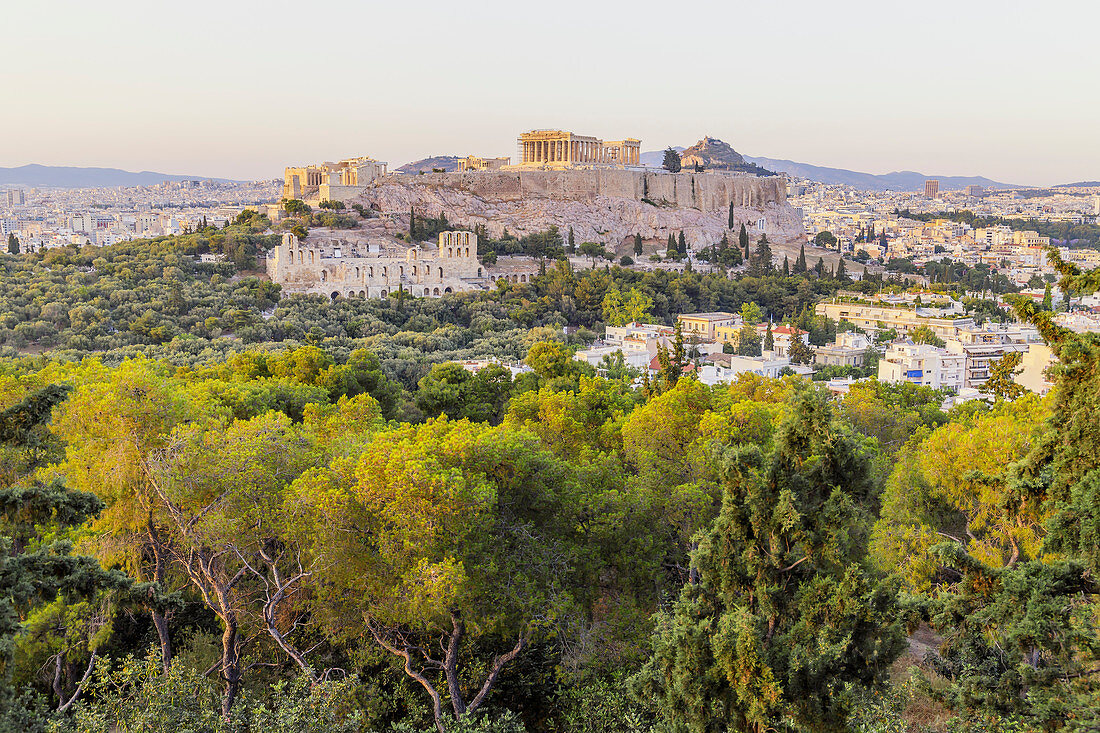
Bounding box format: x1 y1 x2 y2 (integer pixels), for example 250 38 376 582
283 132 803 249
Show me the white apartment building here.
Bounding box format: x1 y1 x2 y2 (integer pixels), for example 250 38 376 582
945 325 1038 388
877 342 965 390
699 351 811 384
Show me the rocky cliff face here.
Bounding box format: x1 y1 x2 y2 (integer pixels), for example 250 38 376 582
352 173 803 249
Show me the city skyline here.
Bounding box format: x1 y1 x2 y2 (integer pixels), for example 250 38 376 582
2 0 1097 185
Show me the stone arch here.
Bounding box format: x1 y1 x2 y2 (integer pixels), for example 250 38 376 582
309 251 315 264
382 266 387 277
412 265 417 276
355 267 360 279
330 291 339 301
320 270 327 282
464 247 469 257
358 290 365 297
448 248 453 257
399 266 404 277
423 287 430 296
444 286 453 293
520 274 527 283
369 266 374 277
380 289 388 298
433 287 441 296
298 251 304 263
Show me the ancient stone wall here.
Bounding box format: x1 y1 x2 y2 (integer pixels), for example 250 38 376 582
384 169 785 212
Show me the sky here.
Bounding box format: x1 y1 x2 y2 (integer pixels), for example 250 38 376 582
2 0 1098 186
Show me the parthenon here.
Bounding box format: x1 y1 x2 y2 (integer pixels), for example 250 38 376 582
510 130 641 169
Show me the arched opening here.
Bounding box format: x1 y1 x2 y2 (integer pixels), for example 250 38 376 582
380 289 388 298
355 267 360 279
448 248 453 257
520 274 527 283
438 267 443 279
309 251 315 264
444 286 453 293
412 265 417 276
464 247 469 257
359 290 365 297
369 266 374 277
423 287 429 296
298 251 304 263
330 291 339 301
433 287 441 296
477 268 482 277
399 266 404 277
321 270 327 282
382 267 387 277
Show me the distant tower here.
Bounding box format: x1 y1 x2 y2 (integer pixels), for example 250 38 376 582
925 179 940 198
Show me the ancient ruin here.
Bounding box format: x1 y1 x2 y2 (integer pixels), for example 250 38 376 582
283 156 388 202
267 230 538 300
509 130 641 168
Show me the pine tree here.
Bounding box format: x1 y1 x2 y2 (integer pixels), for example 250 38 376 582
6 234 18 255
634 233 643 256
639 389 904 731
662 147 682 173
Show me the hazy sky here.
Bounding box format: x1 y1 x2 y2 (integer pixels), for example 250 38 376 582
3 0 1098 185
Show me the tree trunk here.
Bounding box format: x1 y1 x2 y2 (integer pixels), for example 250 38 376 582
149 523 172 672
445 611 466 716
221 614 241 719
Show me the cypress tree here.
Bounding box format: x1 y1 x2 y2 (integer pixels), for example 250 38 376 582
634 233 643 256
836 258 848 281
677 231 687 256
568 226 575 253
739 224 749 260
764 322 775 351
728 201 735 229
666 233 677 259
782 255 790 276
795 243 808 273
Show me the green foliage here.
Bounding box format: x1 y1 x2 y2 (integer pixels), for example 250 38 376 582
62 649 363 732
638 387 905 732
910 325 946 347
662 148 681 173
979 351 1025 401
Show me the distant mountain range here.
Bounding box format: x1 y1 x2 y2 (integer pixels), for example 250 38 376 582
0 164 242 188
639 148 1021 191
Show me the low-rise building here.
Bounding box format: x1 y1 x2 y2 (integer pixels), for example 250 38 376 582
877 342 965 390
814 332 873 367
699 351 811 384
677 312 740 341
816 299 974 339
